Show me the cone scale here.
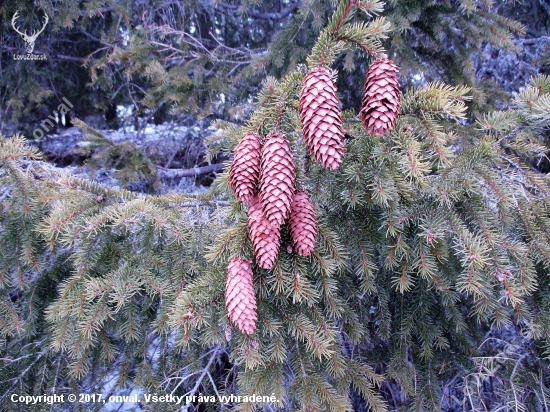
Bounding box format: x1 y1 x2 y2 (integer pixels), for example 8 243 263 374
229 132 262 202
259 133 296 228
289 191 318 256
359 58 402 136
225 257 257 335
299 68 345 170
248 195 281 270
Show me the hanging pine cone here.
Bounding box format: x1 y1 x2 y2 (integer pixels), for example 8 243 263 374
359 58 401 136
259 133 296 227
228 132 262 202
289 191 318 256
248 196 281 270
226 257 257 335
224 324 232 342
299 68 345 170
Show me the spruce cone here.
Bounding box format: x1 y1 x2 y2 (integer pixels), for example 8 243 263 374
228 132 262 202
248 196 281 270
359 58 401 135
289 191 318 256
299 68 345 170
226 257 257 335
259 133 296 227
224 324 232 341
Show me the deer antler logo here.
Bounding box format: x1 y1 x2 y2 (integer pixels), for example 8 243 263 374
11 11 49 54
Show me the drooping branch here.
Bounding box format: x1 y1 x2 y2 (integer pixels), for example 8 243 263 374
157 163 225 179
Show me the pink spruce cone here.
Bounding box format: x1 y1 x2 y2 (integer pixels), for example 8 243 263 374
248 196 281 270
226 257 257 335
228 132 262 202
359 58 402 135
299 67 345 170
259 133 296 228
289 191 318 256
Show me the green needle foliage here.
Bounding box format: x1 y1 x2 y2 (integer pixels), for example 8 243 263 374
199 1 550 410
72 118 158 192
1 1 549 411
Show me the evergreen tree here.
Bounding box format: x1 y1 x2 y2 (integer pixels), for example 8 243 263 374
1 1 549 411
1 0 535 137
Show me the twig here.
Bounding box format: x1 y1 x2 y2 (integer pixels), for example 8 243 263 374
0 349 47 404
0 353 38 363
541 368 549 412
181 347 220 411
157 163 225 179
510 353 528 412
207 371 221 398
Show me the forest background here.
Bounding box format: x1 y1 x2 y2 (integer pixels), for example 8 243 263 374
0 0 550 411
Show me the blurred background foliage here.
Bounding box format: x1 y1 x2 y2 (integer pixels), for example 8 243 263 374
1 0 548 138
